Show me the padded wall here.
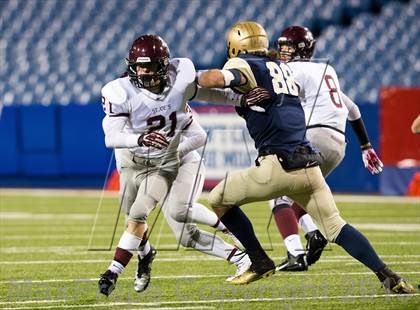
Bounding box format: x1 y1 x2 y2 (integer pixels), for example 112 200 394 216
0 102 382 192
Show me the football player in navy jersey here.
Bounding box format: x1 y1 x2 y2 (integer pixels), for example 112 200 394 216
197 21 415 293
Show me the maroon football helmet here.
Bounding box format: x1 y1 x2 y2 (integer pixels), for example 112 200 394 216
125 34 170 91
277 26 316 61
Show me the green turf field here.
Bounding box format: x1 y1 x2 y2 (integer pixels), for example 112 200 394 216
0 190 419 309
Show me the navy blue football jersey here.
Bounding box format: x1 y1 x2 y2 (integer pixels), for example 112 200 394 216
224 54 313 156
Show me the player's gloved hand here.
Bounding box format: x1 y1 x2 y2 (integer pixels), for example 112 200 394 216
362 146 383 175
240 87 271 112
138 132 169 149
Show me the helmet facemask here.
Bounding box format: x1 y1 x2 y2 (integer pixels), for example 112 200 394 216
277 26 316 62
126 57 170 93
277 39 297 62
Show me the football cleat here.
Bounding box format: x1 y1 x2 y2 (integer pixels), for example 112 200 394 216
376 266 416 294
134 246 157 293
98 270 118 297
276 252 308 272
230 250 275 285
226 252 252 282
305 229 328 266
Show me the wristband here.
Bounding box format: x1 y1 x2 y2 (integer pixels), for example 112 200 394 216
221 69 242 87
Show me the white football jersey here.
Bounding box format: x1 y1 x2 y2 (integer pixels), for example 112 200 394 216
288 61 349 132
101 58 196 157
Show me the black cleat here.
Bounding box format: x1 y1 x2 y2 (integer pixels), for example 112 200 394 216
375 266 416 294
98 270 118 297
276 252 308 271
134 246 157 292
305 230 328 266
230 249 275 285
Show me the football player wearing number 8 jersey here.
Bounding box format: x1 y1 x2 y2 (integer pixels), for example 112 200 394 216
98 34 262 296
270 26 385 272
269 26 413 293
197 21 415 293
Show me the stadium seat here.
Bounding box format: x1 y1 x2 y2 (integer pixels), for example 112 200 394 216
0 0 417 105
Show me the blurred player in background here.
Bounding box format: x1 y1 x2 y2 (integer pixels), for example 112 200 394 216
197 21 415 293
98 34 256 296
270 26 384 272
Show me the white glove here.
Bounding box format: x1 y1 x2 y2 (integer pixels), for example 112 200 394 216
362 147 383 175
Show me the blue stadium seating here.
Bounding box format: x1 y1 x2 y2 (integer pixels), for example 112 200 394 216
316 0 419 102
0 0 417 106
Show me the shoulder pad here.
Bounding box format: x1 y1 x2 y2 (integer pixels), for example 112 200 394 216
171 58 196 84
326 63 338 75
101 79 127 105
222 57 257 93
287 61 307 70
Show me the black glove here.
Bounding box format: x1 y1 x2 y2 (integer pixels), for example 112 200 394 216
240 87 271 109
138 132 169 149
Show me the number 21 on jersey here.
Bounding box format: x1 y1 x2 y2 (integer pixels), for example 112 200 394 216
266 62 299 96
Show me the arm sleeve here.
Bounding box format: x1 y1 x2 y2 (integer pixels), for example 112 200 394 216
192 85 242 106
341 91 370 147
178 119 207 158
102 116 140 148
349 117 371 148
185 79 198 101
341 91 361 121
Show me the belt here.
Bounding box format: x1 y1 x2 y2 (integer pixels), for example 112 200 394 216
306 124 345 136
131 152 179 167
131 154 166 166
257 146 320 171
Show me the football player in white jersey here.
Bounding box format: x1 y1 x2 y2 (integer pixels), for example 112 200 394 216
269 26 384 272
98 34 260 296
132 111 250 293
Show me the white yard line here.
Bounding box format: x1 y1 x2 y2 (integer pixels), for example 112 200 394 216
0 246 88 253
1 256 420 265
0 294 419 310
1 306 214 310
0 304 213 310
2 234 113 240
0 300 66 305
2 225 420 235
126 307 214 310
1 188 419 204
332 195 420 204
0 212 93 220
353 223 420 231
2 230 415 240
1 271 420 285
1 241 419 254
0 188 118 198
2 254 420 264
120 307 214 310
